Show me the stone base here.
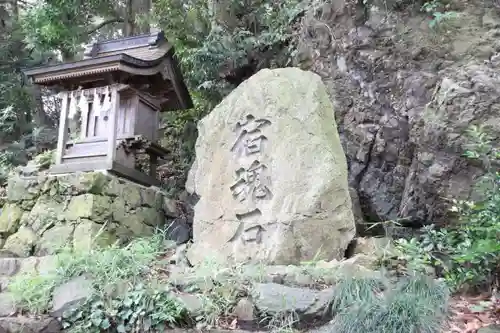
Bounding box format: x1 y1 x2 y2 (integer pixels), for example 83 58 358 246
0 171 170 257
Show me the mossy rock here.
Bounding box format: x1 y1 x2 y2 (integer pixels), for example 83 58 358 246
3 226 37 257
123 187 143 209
117 215 155 238
72 220 118 252
135 207 164 228
36 224 75 255
6 176 45 204
140 187 164 210
103 177 143 208
111 197 128 223
58 172 111 195
0 203 24 234
66 194 112 223
112 199 155 237
26 195 64 234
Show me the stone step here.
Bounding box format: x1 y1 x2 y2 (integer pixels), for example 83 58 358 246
0 256 56 294
0 256 56 278
0 316 61 333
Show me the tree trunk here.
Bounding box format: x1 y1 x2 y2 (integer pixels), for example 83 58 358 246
209 0 238 31
32 85 52 128
132 0 151 34
124 0 135 36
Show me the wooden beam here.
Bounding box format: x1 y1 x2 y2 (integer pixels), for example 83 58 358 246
106 85 120 168
55 92 69 165
80 104 89 141
150 154 158 178
111 161 160 187
49 161 109 174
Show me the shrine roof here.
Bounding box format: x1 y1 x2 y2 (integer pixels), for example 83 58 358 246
82 30 170 61
24 31 172 80
23 31 194 111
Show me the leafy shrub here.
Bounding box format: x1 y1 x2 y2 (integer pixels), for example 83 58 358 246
62 284 189 333
421 0 459 29
396 125 500 291
33 149 54 170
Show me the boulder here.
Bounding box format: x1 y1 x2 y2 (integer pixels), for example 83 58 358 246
252 283 333 318
164 218 191 245
233 298 255 322
174 293 204 317
0 258 20 277
0 292 15 316
187 68 355 265
36 224 75 255
0 316 62 332
50 275 93 318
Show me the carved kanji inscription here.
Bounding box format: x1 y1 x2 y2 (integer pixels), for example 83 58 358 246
231 114 271 157
230 160 272 203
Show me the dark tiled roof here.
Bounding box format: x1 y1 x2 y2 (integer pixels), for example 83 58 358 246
83 31 171 61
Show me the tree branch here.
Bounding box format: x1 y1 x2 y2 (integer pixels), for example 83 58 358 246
0 0 30 8
85 17 124 35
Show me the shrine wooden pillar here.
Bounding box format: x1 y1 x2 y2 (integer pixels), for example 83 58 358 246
106 86 120 168
55 92 69 165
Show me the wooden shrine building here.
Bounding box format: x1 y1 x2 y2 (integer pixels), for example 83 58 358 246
23 31 193 186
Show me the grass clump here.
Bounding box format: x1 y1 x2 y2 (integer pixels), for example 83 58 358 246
329 276 385 313
8 273 59 313
176 257 249 329
9 235 166 313
330 274 450 333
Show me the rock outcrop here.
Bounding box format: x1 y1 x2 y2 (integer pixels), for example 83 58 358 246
294 0 500 227
187 67 355 265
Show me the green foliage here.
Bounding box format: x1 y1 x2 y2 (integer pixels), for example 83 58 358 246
8 273 59 314
177 258 248 328
421 0 459 29
396 125 500 291
330 277 385 313
0 4 59 174
179 0 305 93
330 274 450 333
21 0 119 58
33 149 55 170
0 140 35 185
62 284 188 333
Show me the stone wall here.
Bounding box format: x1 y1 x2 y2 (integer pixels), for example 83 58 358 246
0 171 173 257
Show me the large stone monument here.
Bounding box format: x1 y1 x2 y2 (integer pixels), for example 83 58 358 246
186 68 355 265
